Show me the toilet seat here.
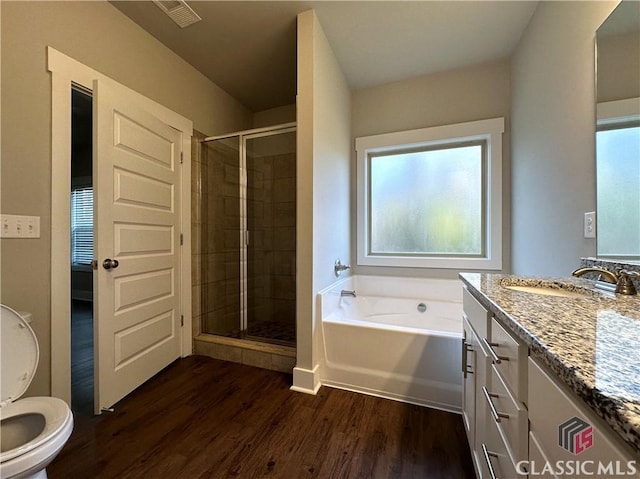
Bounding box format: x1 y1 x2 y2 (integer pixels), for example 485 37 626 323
0 397 73 463
0 305 74 478
1 304 39 407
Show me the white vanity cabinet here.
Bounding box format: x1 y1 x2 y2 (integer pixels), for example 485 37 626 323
462 287 490 477
528 358 639 478
462 287 526 478
485 318 529 464
463 314 489 477
479 317 528 478
460 273 640 479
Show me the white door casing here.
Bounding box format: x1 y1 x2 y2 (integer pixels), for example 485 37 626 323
48 47 192 406
93 80 183 412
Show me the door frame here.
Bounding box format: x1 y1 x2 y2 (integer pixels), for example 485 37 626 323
48 47 193 404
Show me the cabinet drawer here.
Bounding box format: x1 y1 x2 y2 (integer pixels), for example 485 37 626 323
463 287 491 338
480 416 527 479
484 364 528 464
488 318 528 401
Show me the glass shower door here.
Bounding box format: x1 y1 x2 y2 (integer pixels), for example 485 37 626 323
200 136 242 337
244 130 296 345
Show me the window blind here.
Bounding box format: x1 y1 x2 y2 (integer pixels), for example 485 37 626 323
71 187 93 265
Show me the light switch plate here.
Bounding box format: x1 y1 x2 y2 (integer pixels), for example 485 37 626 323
0 214 41 238
584 211 596 239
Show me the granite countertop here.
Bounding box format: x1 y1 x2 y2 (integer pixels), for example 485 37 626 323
459 272 640 456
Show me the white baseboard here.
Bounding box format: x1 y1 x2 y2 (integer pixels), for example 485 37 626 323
290 364 321 395
321 379 462 414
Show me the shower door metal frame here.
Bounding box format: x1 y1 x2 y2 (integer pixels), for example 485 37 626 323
240 126 297 336
202 122 296 340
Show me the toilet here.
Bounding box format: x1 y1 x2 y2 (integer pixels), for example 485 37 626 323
0 304 73 479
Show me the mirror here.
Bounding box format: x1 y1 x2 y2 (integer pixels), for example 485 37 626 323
595 0 640 259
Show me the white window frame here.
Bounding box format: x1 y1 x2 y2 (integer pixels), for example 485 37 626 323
356 117 504 270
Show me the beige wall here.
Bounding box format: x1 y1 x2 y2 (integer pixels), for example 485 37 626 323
0 1 251 396
294 10 351 390
253 104 296 128
351 60 512 278
597 30 640 103
311 17 352 295
511 1 617 276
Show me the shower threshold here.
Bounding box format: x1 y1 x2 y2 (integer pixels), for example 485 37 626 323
194 333 296 374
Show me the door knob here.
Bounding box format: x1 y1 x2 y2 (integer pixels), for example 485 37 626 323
102 258 119 270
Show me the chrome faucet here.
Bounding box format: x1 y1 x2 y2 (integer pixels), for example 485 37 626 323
572 267 638 295
334 259 351 277
340 290 356 298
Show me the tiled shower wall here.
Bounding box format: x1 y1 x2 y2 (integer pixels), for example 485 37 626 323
246 145 296 340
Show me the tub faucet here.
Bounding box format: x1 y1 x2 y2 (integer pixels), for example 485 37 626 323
572 267 638 295
340 290 356 298
334 259 351 277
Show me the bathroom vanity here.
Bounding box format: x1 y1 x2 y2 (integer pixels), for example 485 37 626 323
460 273 640 478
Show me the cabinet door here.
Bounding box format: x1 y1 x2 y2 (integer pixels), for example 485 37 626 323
529 431 559 479
464 315 491 478
528 358 637 477
462 317 477 444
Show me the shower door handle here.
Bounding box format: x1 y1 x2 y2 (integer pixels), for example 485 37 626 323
102 258 119 270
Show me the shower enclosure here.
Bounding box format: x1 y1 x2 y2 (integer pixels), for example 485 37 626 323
200 124 296 346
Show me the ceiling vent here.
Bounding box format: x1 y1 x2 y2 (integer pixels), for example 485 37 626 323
152 0 201 29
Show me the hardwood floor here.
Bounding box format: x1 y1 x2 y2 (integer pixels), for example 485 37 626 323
71 300 94 415
49 356 475 479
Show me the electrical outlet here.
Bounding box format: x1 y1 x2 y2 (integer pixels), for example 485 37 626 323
584 211 596 239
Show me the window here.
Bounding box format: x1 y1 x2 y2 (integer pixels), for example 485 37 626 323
71 186 93 266
356 118 504 269
596 122 640 258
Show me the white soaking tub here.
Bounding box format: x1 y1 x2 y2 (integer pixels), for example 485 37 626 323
318 275 463 412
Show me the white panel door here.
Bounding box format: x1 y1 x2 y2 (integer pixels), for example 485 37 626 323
93 80 182 413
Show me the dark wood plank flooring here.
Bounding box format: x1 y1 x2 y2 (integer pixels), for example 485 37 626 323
71 300 94 415
49 356 475 479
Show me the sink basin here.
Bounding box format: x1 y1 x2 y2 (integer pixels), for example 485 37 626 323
500 278 594 298
502 284 587 298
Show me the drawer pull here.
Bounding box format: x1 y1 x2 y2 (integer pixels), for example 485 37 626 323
481 444 499 479
462 339 473 377
482 386 509 423
482 337 509 364
461 338 467 375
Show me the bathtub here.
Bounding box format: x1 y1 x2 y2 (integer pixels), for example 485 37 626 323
318 275 463 412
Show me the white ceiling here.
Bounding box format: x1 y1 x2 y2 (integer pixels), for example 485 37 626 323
111 1 538 112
